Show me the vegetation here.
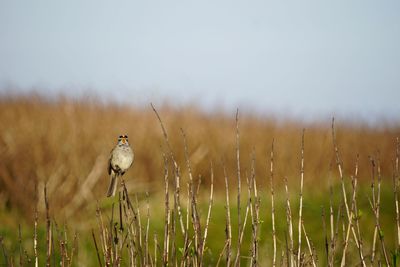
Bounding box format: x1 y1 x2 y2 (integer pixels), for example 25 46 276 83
0 95 399 266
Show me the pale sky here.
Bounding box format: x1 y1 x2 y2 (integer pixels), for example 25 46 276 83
0 1 399 122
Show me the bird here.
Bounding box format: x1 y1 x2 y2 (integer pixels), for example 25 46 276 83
107 134 134 197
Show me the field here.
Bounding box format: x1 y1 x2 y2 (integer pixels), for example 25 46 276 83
0 95 400 266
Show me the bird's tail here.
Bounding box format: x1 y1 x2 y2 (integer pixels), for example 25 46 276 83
107 172 119 197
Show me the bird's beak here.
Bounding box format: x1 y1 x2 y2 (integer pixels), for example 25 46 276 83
122 138 126 144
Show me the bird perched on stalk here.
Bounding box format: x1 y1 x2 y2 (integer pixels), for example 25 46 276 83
107 135 134 197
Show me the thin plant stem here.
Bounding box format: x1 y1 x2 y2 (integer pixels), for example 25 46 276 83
395 137 400 250
284 177 295 267
201 162 214 265
34 207 38 267
235 109 242 267
92 229 103 267
151 103 185 235
162 154 170 266
270 139 277 267
223 163 232 266
297 129 305 266
302 221 316 267
181 128 201 264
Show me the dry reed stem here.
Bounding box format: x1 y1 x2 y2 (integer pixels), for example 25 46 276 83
170 207 176 266
162 154 170 266
332 118 362 253
236 171 252 265
145 192 150 266
95 203 108 262
152 103 185 236
235 109 242 267
394 174 400 253
370 157 378 264
297 129 305 266
135 194 144 264
200 162 214 265
284 230 290 267
223 163 232 266
351 155 366 266
69 232 78 267
181 238 194 267
173 162 185 236
133 197 144 264
339 155 366 267
92 229 103 267
180 184 191 267
280 249 286 267
34 206 38 267
216 240 230 267
181 128 202 265
321 207 328 264
251 152 260 266
284 177 295 267
328 166 335 267
330 199 342 267
332 118 350 218
270 139 277 267
302 221 316 267
339 169 358 267
44 185 52 267
108 204 115 266
395 137 400 251
118 192 123 233
377 158 390 266
368 195 390 267
247 168 257 266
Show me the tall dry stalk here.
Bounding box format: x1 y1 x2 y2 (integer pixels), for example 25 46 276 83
350 155 366 266
374 157 390 266
181 128 202 266
340 162 360 267
328 174 336 267
270 139 277 267
284 177 295 267
332 118 364 264
162 154 171 266
223 163 232 266
302 221 316 267
250 152 260 266
152 104 186 237
395 137 400 250
200 162 214 266
370 157 378 264
234 172 250 265
235 109 242 267
297 129 305 266
34 205 38 267
44 185 52 267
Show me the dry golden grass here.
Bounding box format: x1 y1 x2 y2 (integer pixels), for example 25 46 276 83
0 94 399 222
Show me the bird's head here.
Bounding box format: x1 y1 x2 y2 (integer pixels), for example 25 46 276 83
117 134 129 145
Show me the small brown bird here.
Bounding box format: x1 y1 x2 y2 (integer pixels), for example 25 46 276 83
107 135 134 197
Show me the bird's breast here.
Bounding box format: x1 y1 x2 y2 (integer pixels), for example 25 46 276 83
111 148 134 171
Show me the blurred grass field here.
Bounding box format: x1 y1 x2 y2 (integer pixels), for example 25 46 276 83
0 95 400 266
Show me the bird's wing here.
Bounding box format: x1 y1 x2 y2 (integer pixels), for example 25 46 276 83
108 148 114 175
